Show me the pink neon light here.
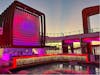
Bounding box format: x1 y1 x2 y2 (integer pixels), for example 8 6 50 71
64 39 80 43
1 53 10 61
83 37 100 42
13 8 40 46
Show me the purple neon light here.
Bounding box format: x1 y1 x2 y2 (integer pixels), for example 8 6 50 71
13 8 40 46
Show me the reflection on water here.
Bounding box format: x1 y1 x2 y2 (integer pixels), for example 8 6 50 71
15 62 100 74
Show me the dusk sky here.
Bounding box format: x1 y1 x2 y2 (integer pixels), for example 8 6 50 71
0 0 99 34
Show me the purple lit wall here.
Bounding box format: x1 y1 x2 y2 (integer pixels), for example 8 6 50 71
37 48 46 55
13 8 40 46
32 48 45 55
3 48 33 57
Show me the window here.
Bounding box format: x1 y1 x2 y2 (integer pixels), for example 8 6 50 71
89 14 100 32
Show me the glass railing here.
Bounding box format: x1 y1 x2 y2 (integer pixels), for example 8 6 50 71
45 28 100 37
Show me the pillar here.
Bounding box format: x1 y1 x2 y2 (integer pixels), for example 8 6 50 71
62 41 68 53
80 38 87 54
86 42 92 54
70 43 74 53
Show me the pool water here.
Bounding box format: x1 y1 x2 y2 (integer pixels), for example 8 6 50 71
12 62 99 74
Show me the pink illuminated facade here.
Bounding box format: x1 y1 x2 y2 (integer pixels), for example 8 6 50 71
13 8 40 46
0 1 46 48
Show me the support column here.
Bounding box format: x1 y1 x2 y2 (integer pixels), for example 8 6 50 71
86 42 92 54
80 38 92 54
80 38 87 54
62 41 68 53
93 48 96 55
86 42 93 62
70 43 74 53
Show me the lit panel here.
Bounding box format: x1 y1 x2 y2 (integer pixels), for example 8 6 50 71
73 42 80 48
13 8 40 46
91 41 100 45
